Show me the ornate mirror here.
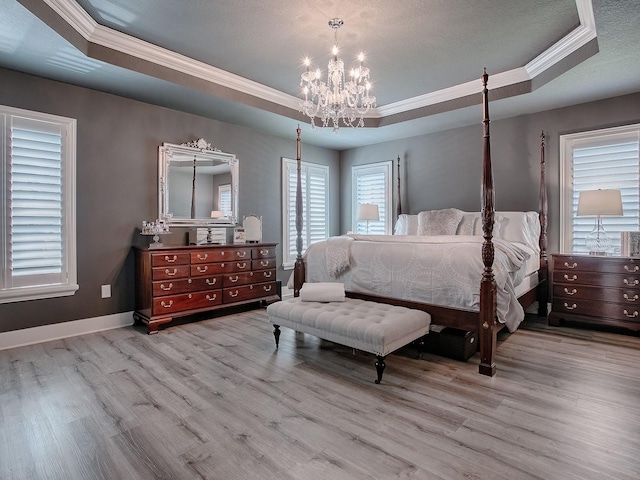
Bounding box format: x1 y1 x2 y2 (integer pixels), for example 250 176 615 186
158 138 239 226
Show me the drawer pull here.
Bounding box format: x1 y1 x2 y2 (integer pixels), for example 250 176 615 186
564 274 577 282
260 260 269 267
264 285 272 292
229 275 239 283
260 249 269 256
188 294 192 299
197 266 208 273
206 294 217 302
206 278 217 285
624 278 639 286
563 288 577 296
563 303 577 310
563 262 577 269
237 262 247 269
165 268 178 276
164 255 178 263
229 290 239 298
624 265 639 272
197 253 209 261
236 251 247 258
160 300 174 308
160 283 173 291
623 309 639 318
263 271 272 278
624 293 639 301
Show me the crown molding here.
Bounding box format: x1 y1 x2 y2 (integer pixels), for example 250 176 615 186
42 0 597 123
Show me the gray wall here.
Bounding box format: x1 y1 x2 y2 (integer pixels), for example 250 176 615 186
0 67 339 334
340 92 640 253
1 65 639 335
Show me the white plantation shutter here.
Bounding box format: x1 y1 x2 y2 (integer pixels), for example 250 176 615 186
561 125 640 254
1 106 77 303
218 184 231 216
352 161 392 234
282 158 329 267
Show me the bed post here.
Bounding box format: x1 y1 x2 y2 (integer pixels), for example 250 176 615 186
538 131 549 316
293 126 305 297
396 155 402 218
479 69 497 377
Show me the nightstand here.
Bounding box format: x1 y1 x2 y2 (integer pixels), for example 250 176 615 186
549 253 640 332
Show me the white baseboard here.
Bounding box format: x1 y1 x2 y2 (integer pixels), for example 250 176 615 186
281 285 294 299
0 311 134 351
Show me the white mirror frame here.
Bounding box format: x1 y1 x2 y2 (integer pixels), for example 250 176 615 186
158 139 239 227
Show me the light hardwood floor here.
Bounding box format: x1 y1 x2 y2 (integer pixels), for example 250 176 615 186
1 307 639 480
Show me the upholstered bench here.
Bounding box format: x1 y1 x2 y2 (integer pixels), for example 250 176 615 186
266 297 431 384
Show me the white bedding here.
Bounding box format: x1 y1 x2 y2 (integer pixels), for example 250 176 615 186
290 234 533 332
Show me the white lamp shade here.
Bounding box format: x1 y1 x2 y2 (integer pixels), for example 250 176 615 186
357 203 379 222
577 189 623 216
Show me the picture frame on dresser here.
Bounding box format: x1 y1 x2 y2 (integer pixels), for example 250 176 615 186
620 231 640 256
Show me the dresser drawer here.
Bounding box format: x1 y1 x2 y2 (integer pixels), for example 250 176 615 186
223 281 277 303
190 261 251 277
252 246 275 259
252 258 276 270
190 247 252 264
153 290 222 315
151 252 190 267
152 276 221 296
222 269 276 287
553 255 640 275
552 270 640 289
553 283 640 303
552 297 640 323
152 265 190 281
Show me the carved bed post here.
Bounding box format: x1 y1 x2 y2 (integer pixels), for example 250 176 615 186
538 131 549 315
396 155 402 218
293 125 305 297
479 69 498 377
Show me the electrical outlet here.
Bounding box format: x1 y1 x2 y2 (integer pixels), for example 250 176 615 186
101 284 111 298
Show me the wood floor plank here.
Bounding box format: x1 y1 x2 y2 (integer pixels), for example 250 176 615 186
1 308 639 479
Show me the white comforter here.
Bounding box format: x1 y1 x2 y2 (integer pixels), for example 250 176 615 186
291 234 531 332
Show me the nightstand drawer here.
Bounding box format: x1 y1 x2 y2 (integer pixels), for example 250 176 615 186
553 284 640 303
552 271 640 289
552 255 640 275
552 298 640 323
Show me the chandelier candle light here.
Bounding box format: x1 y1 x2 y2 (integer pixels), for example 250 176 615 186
299 18 376 132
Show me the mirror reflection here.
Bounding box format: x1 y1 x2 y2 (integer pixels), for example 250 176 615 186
158 139 238 226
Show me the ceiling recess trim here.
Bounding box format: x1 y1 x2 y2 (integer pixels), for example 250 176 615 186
41 0 597 124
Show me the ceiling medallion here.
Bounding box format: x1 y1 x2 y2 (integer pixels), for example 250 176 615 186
299 18 376 133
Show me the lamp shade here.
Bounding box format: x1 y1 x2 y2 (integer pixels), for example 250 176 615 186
357 203 379 222
577 189 623 216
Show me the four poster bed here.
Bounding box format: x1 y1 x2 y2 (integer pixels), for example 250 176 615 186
291 71 548 376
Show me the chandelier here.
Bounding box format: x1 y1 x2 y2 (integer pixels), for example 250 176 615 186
299 18 376 132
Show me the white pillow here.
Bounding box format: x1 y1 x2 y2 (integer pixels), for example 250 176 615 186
456 213 479 235
418 208 464 235
394 214 419 235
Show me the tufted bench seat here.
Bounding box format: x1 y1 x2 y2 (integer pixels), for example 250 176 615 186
266 297 431 383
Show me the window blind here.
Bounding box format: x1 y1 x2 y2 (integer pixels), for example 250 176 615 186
218 184 232 217
282 159 329 266
10 120 64 280
563 126 640 254
352 162 392 234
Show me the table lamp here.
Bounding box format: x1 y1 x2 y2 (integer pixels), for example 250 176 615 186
577 189 623 255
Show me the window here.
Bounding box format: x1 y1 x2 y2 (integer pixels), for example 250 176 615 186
560 124 640 254
282 158 329 268
0 105 77 303
352 161 392 234
218 184 231 217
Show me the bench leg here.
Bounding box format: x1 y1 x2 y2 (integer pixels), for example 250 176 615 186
375 355 386 384
415 335 426 360
273 325 280 349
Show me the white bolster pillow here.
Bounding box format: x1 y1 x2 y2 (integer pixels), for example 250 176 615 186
300 282 346 302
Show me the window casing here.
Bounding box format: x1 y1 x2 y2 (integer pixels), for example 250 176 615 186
0 105 77 303
352 161 392 234
560 124 640 254
282 158 329 268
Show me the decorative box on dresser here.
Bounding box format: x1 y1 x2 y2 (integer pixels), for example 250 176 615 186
134 243 279 334
549 253 640 332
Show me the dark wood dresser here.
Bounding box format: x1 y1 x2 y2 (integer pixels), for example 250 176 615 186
134 243 279 333
549 253 640 332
